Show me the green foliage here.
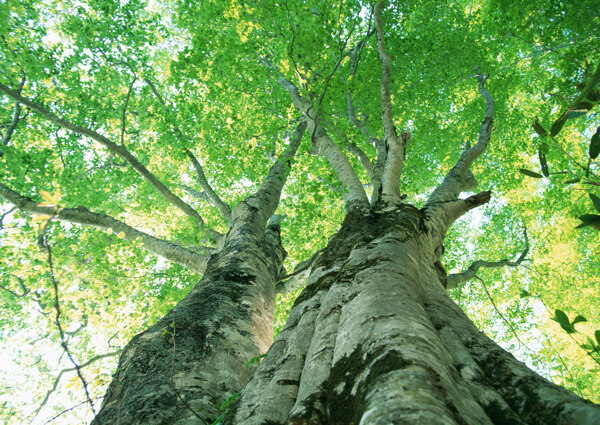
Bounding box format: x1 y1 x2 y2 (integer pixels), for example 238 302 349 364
1 0 600 422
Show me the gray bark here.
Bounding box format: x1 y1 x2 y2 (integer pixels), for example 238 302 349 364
91 122 306 425
91 217 285 425
226 203 600 425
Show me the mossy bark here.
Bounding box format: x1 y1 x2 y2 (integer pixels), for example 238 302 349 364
227 204 600 425
92 218 285 425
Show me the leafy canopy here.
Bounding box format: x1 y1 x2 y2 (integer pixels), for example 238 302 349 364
0 0 599 423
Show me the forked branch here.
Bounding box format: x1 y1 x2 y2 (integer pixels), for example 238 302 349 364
427 73 495 204
186 150 232 222
447 228 529 290
374 1 410 204
279 78 369 208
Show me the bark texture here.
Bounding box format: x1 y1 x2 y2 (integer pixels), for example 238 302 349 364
91 214 285 425
226 204 600 425
91 122 305 425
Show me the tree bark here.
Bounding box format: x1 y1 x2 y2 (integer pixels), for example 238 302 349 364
91 212 285 425
226 204 600 425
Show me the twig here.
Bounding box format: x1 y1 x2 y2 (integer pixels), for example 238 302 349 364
43 396 105 425
120 76 137 146
475 275 533 352
41 227 96 415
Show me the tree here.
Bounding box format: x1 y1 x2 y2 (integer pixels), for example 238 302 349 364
1 0 599 424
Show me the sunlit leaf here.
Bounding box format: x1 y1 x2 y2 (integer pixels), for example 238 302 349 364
575 214 600 229
590 194 600 213
590 126 600 160
519 169 544 178
533 119 547 137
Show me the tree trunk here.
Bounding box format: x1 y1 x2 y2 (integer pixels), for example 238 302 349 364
227 204 600 425
91 207 285 425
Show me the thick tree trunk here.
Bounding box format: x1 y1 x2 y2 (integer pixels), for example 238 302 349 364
91 209 285 425
227 204 600 425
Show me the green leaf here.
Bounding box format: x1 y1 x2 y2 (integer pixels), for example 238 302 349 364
519 288 531 298
566 110 587 119
563 178 581 184
519 169 544 178
590 193 600 213
575 214 600 229
590 126 600 160
550 115 567 137
245 353 267 368
552 309 576 333
533 119 547 137
571 315 587 326
596 330 600 345
553 309 570 327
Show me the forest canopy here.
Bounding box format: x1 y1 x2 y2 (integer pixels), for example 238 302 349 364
0 0 599 423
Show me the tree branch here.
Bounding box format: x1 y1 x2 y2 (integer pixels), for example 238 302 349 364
344 138 374 178
275 248 324 296
447 228 529 290
374 1 409 204
186 150 232 222
178 184 211 202
0 74 26 152
427 73 494 204
232 119 307 228
120 76 137 146
0 83 207 231
476 275 533 351
278 78 369 209
41 231 96 415
0 183 209 274
32 351 121 419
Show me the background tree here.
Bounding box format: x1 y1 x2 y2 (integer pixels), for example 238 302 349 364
0 0 599 424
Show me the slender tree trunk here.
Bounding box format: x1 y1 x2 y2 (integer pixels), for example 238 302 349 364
227 204 600 425
91 210 285 425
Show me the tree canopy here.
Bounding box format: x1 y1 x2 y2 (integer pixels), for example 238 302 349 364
0 0 599 423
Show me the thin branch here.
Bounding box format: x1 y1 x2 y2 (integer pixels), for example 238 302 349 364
120 76 137 146
0 273 48 312
275 248 324 295
0 74 26 152
345 138 374 178
178 184 211 202
476 275 533 352
374 1 398 146
447 228 529 290
427 73 494 204
186 150 231 222
33 351 120 419
43 396 105 425
0 183 210 274
41 230 96 415
141 77 225 241
0 207 17 230
0 83 207 230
